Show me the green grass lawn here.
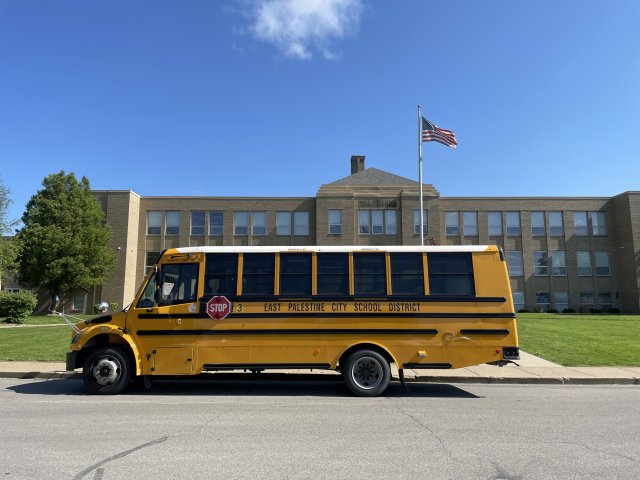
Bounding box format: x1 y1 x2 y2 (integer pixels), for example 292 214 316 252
0 315 91 361
517 313 640 366
1 313 639 365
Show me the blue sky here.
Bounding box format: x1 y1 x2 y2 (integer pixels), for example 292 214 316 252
1 0 639 224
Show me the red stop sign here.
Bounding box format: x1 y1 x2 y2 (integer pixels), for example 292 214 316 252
206 296 232 320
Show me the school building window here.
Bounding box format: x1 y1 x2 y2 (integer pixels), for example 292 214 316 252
165 211 180 235
252 212 266 236
145 251 161 275
358 210 396 235
463 212 478 236
594 251 610 276
191 211 205 236
507 251 523 277
234 212 248 236
276 212 291 236
531 212 545 236
445 212 460 236
147 211 162 235
294 212 309 236
488 212 502 236
548 212 564 236
574 212 588 236
554 292 569 312
536 292 550 312
591 212 607 236
576 251 591 276
506 212 521 236
551 251 567 276
534 251 548 276
328 210 342 235
209 211 223 236
413 209 428 235
512 291 525 311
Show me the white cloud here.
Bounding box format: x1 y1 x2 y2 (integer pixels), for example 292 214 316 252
246 0 364 60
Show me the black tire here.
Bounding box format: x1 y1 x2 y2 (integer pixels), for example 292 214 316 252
82 347 132 395
342 349 391 397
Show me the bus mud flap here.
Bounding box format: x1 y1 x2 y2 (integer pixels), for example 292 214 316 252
398 369 409 392
143 375 153 389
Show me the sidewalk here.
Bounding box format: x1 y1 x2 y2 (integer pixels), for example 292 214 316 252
1 351 638 385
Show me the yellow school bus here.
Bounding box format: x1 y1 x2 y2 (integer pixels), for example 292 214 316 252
66 245 519 396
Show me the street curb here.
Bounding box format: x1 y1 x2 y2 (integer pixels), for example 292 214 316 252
0 371 637 385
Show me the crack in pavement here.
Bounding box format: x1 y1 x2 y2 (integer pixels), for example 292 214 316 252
557 441 639 464
386 398 455 462
72 436 168 480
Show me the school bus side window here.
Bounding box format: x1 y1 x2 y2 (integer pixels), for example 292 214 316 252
427 253 475 296
354 253 386 295
158 263 199 305
205 253 238 296
280 253 312 296
242 253 275 295
390 253 424 295
317 253 349 296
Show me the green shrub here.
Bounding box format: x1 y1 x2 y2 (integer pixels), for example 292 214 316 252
547 309 558 313
562 308 576 313
109 303 119 311
517 309 529 313
92 304 100 314
0 291 38 324
590 308 602 314
608 308 621 314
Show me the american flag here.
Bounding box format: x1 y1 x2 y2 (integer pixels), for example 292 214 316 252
421 117 457 148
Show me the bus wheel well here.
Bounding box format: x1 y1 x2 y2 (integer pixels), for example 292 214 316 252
76 334 135 373
338 343 394 370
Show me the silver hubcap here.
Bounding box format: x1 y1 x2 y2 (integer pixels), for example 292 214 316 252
91 356 121 386
351 356 383 390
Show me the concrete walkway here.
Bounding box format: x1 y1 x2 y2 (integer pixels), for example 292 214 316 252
0 351 638 385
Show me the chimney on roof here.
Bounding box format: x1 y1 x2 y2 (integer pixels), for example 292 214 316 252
350 155 365 174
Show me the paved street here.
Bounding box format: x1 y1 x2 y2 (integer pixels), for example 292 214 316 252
1 377 639 479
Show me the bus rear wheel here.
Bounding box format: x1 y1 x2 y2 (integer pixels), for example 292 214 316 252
342 350 391 397
82 347 132 395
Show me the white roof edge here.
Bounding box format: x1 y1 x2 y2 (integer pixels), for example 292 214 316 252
175 245 494 254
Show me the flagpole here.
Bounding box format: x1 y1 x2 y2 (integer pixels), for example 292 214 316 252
418 105 424 246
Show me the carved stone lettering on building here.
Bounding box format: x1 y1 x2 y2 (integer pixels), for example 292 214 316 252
357 199 398 209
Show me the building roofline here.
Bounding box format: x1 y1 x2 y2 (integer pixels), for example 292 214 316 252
441 196 613 201
92 190 141 198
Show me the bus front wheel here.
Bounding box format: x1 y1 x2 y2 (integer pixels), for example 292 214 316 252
342 350 391 397
82 347 132 395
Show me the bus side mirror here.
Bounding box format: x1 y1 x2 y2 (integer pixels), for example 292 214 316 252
154 266 162 287
154 288 163 305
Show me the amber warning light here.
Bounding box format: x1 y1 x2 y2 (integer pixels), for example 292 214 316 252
206 296 232 320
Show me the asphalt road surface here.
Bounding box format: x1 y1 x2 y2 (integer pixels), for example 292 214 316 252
1 376 639 479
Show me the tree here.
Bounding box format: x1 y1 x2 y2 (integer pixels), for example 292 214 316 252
15 172 116 306
0 177 19 280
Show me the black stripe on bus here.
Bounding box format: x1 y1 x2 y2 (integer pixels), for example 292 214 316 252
403 363 453 369
460 329 510 335
135 328 439 337
203 363 331 370
137 312 515 320
197 295 507 303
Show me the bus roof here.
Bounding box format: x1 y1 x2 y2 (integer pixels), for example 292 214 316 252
174 245 498 254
